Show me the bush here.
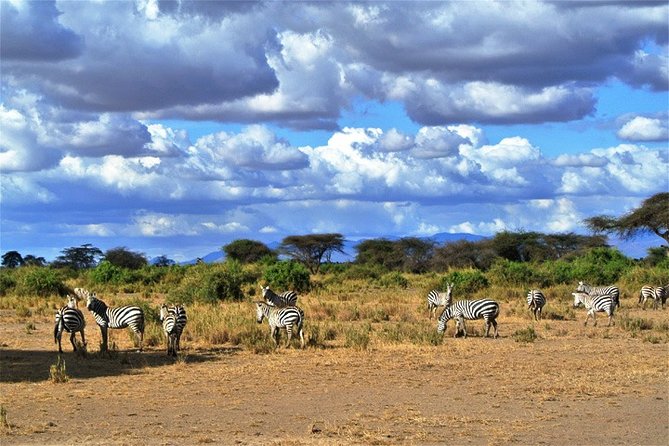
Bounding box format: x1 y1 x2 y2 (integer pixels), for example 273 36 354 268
568 248 633 285
487 259 548 287
376 271 409 288
0 270 16 295
513 326 538 343
16 267 67 297
262 261 310 292
168 261 248 304
440 269 489 295
89 261 135 285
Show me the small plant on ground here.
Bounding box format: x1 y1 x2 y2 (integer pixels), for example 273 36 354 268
513 326 538 343
24 322 36 334
49 356 69 383
0 404 10 431
344 323 371 350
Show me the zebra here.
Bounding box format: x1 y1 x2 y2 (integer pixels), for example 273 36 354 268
261 286 298 307
255 301 304 348
54 295 87 353
639 285 664 310
661 285 668 309
73 287 90 301
577 281 620 308
86 293 145 352
427 283 453 319
160 303 188 352
437 299 500 338
526 289 546 321
159 305 179 356
572 291 615 327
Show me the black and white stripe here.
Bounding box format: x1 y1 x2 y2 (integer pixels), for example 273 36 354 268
73 287 90 301
660 285 668 309
261 286 298 307
437 299 500 338
161 304 188 352
572 292 615 326
577 281 620 308
427 283 453 319
86 293 145 352
255 301 304 348
159 304 179 356
54 295 87 353
639 285 664 310
526 289 546 321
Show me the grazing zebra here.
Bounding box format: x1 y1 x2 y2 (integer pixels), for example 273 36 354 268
160 304 188 352
661 285 668 309
86 293 145 352
159 305 179 356
261 286 298 307
437 299 500 338
638 285 664 310
526 289 546 321
255 301 304 348
577 281 620 308
572 292 615 327
54 295 87 353
427 283 453 319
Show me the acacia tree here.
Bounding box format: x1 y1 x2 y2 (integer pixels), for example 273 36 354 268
223 239 275 263
585 193 669 245
1 251 24 268
279 233 345 274
104 247 147 269
52 244 103 269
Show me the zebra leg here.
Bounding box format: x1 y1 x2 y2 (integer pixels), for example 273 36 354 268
285 325 293 348
70 332 77 351
80 328 87 349
491 319 499 339
298 323 305 349
100 326 108 352
56 331 63 354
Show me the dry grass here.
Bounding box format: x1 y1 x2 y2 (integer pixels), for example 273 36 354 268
1 279 668 444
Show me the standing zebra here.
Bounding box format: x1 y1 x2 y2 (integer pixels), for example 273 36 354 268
639 285 663 310
572 292 615 327
86 293 145 352
261 286 298 307
577 281 620 308
160 305 179 356
160 304 188 352
526 289 546 321
660 285 668 309
427 283 453 319
54 295 87 353
73 287 90 301
255 301 304 348
437 299 500 338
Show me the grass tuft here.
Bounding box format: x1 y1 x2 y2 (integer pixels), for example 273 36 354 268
49 356 69 383
512 326 538 343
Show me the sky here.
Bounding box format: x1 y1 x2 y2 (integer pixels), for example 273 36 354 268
1 0 668 263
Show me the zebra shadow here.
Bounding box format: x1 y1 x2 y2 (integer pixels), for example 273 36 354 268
0 346 238 383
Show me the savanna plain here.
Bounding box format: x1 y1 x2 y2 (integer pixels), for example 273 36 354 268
1 279 668 445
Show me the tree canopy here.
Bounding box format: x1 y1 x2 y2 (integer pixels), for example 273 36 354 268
51 244 103 269
279 233 345 274
584 193 669 245
223 239 275 264
104 247 148 270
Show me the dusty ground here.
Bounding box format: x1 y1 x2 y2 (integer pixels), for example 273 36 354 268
1 309 668 445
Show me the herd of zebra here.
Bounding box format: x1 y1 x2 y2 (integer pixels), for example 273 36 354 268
53 280 668 354
427 280 668 337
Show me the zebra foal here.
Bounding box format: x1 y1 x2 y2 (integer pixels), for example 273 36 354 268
86 293 145 352
255 301 304 348
437 299 500 338
160 303 188 354
54 295 87 353
526 289 546 321
427 283 453 319
572 292 615 327
261 286 298 307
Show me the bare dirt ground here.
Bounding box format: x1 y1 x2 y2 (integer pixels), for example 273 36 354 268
1 309 668 445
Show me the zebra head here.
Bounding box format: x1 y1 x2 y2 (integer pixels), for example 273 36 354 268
260 286 271 298
159 304 169 321
86 292 99 310
572 292 586 308
436 307 452 333
576 281 587 293
255 302 267 324
66 295 78 309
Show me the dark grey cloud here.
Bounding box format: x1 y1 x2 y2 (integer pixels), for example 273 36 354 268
0 1 83 61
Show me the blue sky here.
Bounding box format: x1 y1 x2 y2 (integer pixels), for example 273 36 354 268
1 0 668 262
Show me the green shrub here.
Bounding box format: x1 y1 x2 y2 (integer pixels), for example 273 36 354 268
345 323 371 350
377 271 409 288
168 261 248 304
0 270 16 296
339 263 387 280
262 261 310 292
89 261 138 285
568 248 633 285
16 267 67 297
487 259 546 287
440 269 489 294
